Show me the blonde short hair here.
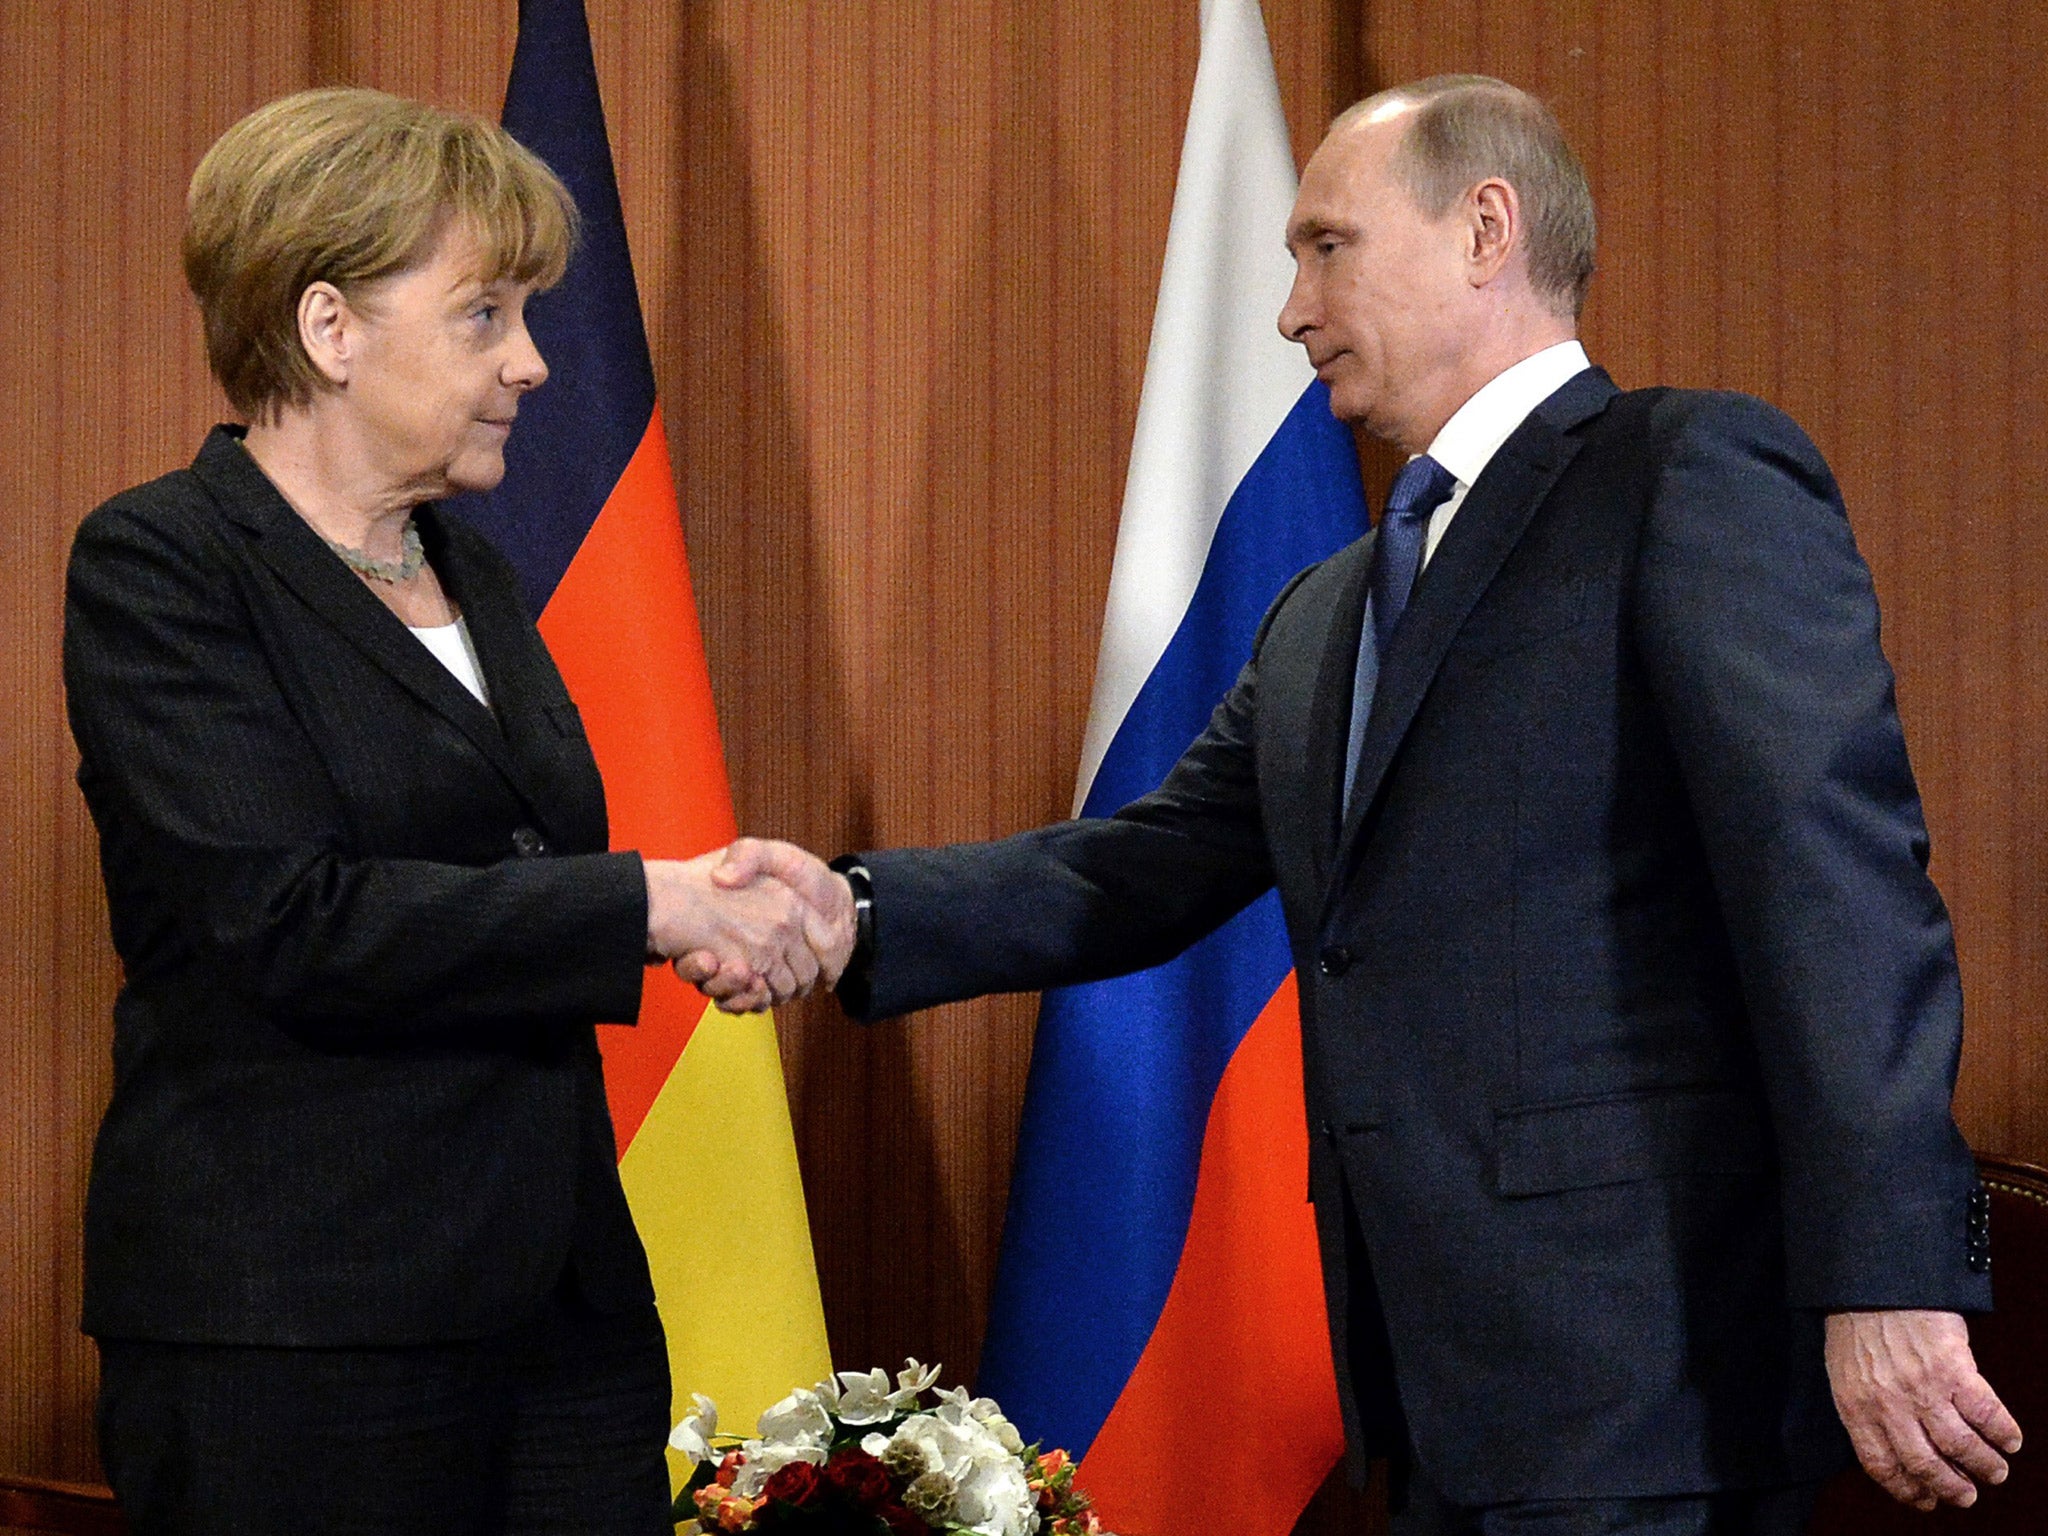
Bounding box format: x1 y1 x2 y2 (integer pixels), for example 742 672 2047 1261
183 87 578 420
1337 76 1596 319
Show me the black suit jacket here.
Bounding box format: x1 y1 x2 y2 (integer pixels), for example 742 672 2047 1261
65 426 655 1346
849 371 1992 1503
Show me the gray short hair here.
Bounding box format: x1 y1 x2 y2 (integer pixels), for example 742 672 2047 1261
1336 76 1596 318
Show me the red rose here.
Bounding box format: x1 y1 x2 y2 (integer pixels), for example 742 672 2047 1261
877 1504 926 1536
823 1448 895 1507
762 1460 826 1507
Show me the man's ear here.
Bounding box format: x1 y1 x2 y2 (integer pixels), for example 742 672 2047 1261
1465 177 1521 287
297 281 356 387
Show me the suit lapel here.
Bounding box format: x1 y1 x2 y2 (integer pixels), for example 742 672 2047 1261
414 508 527 724
1321 370 1618 916
428 512 588 831
1304 532 1375 881
193 430 552 820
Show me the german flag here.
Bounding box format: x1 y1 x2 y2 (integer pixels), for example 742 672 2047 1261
460 0 832 1475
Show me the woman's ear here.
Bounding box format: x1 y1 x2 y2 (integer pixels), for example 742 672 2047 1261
297 281 355 387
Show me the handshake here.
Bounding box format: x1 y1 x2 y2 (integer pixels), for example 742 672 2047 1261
643 838 854 1013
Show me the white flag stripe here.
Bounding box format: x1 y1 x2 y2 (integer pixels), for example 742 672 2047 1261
1073 0 1314 811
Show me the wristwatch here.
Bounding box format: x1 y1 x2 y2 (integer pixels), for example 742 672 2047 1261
829 855 875 1016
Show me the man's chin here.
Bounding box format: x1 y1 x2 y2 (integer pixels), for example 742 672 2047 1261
1321 383 1373 428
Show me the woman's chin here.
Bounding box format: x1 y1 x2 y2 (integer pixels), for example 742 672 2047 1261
444 451 510 496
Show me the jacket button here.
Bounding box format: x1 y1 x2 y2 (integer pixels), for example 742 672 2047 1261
511 826 547 858
1317 945 1353 978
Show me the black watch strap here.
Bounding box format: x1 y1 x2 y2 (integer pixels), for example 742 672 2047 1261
829 855 875 1017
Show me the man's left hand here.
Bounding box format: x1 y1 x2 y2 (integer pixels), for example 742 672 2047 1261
1825 1308 2021 1510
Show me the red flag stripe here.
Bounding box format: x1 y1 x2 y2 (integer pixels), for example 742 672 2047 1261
1076 974 1346 1533
538 404 737 1148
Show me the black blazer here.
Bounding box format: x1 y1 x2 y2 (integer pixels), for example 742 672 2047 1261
65 426 655 1346
850 371 1992 1503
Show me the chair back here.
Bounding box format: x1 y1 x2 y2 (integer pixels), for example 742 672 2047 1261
0 1474 124 1536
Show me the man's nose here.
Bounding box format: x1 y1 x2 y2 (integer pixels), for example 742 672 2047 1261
1277 271 1312 344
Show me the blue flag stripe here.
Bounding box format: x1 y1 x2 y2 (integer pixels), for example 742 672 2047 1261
454 0 657 618
1083 383 1367 817
974 382 1367 1457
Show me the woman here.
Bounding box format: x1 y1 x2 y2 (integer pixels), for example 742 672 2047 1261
65 87 827 1533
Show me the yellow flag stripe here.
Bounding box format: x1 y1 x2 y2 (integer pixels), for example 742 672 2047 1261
618 1000 833 1487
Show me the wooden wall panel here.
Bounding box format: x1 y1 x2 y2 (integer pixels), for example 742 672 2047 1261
0 0 316 1482
3 8 2043 1532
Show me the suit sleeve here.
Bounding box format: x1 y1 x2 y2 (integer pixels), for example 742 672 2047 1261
1631 393 1988 1311
64 497 648 1044
853 568 1317 1021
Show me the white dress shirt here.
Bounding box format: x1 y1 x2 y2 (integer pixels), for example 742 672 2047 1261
1340 340 1592 810
1419 339 1591 567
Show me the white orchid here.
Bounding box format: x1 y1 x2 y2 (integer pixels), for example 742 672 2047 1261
754 1386 833 1450
832 1366 897 1425
729 1438 828 1499
935 1383 1008 1425
891 1357 943 1408
667 1392 719 1464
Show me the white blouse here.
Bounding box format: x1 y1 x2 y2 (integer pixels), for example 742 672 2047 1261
408 616 491 707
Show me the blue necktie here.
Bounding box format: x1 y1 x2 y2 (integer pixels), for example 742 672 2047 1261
1343 454 1458 810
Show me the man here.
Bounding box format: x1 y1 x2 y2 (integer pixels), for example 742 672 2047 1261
703 77 2018 1534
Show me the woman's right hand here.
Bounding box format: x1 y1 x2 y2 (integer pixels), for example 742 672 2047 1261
644 851 818 1013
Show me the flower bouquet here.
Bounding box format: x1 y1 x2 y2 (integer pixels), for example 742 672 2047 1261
672 1360 1111 1536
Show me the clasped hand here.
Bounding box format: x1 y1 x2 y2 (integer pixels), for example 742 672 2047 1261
643 839 855 1013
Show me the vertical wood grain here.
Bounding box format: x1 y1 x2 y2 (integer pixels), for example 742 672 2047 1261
1 0 315 1481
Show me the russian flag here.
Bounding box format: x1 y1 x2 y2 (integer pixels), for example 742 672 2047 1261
457 0 831 1455
973 4 1368 1532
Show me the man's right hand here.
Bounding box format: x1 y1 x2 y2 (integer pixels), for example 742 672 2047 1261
710 838 857 983
1825 1308 2022 1510
644 848 824 1013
